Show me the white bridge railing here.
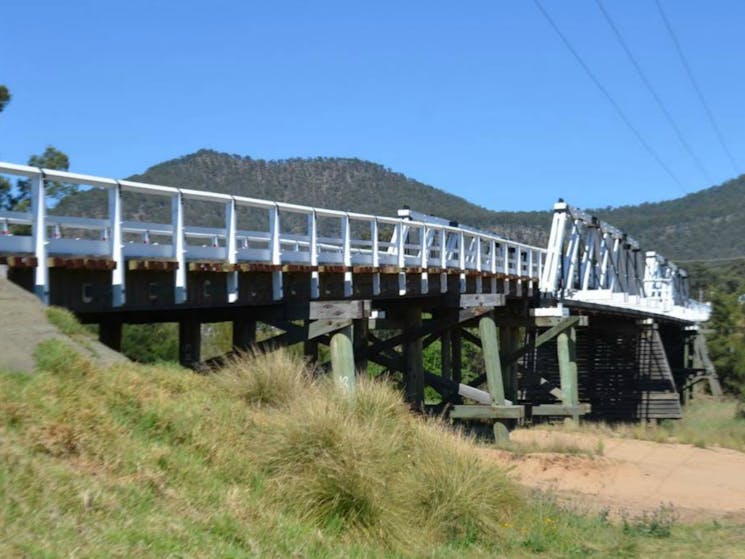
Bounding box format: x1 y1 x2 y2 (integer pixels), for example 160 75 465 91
539 201 710 322
0 161 545 306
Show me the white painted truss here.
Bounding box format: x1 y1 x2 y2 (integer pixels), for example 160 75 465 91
539 201 710 323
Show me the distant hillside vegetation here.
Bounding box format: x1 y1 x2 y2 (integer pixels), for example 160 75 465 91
593 178 745 261
55 150 551 246
56 149 745 261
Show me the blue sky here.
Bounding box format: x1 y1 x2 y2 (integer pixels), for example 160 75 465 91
1 0 743 211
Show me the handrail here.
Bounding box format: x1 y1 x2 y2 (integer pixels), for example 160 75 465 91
0 161 546 307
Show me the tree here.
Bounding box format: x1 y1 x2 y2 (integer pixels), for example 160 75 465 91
0 85 9 113
0 85 10 205
4 146 71 210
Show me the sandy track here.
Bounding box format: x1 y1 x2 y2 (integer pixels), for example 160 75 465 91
485 429 745 523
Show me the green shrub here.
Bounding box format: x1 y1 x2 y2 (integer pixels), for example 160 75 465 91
623 504 678 538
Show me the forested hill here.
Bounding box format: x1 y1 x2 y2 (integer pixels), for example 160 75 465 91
57 149 745 261
126 149 551 246
593 178 745 262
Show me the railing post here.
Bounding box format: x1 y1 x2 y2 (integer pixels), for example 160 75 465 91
30 173 48 304
439 228 447 293
396 221 406 296
342 213 352 297
489 239 497 293
537 250 543 288
502 243 510 295
226 198 238 303
172 192 186 304
420 224 428 294
458 230 466 293
474 236 482 293
515 247 523 297
109 182 125 306
269 204 282 300
371 219 380 295
309 211 319 299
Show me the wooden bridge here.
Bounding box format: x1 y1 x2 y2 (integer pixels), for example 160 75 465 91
0 161 719 436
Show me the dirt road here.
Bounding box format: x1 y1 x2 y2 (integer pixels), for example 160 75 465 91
486 429 745 523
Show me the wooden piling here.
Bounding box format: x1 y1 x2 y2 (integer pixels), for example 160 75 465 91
179 319 201 368
330 324 355 390
98 320 122 352
478 312 505 405
353 318 369 375
557 326 580 421
232 319 256 353
500 325 520 400
441 327 452 381
404 307 424 408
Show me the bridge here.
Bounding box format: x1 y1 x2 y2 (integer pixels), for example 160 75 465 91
0 161 720 436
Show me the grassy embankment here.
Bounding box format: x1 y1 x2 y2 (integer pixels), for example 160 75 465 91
2 318 745 557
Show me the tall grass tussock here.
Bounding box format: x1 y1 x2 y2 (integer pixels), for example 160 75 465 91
2 332 743 557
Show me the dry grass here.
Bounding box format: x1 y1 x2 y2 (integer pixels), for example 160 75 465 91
213 349 312 407
1 336 743 557
530 397 745 453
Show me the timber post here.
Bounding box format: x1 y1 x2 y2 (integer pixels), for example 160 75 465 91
404 307 424 409
452 323 462 386
304 339 319 364
441 326 452 381
179 318 202 368
353 317 369 375
557 325 580 422
500 325 520 401
232 318 256 353
330 324 355 391
98 320 122 352
478 312 506 405
479 311 510 442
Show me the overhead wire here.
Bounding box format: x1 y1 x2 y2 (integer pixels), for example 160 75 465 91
654 0 739 175
531 0 686 192
594 0 712 184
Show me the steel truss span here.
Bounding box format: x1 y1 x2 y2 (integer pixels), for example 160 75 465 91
539 201 710 323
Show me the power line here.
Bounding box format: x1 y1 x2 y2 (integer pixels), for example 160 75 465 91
531 0 686 192
654 0 739 175
594 0 712 183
